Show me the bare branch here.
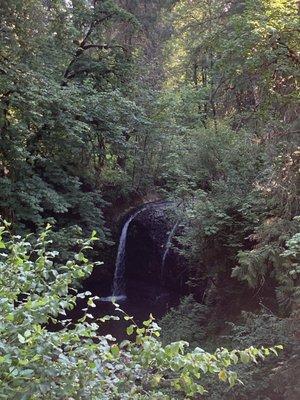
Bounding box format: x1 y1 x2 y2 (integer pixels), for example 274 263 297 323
62 13 117 84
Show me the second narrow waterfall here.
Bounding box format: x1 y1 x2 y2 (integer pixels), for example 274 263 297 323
111 207 147 300
161 221 179 281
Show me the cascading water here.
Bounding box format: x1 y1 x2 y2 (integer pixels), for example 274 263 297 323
161 221 179 281
100 201 175 303
101 206 147 302
112 207 147 299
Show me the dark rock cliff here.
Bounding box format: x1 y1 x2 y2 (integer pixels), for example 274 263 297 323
124 202 187 292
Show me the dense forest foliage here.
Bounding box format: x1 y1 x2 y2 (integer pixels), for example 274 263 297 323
0 0 299 399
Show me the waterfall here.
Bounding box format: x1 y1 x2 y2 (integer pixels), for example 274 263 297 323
161 221 179 281
100 201 174 303
112 207 147 299
101 206 147 302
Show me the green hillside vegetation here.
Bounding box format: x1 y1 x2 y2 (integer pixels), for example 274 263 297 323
0 0 299 399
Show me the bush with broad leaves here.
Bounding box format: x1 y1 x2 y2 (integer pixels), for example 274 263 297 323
0 223 282 399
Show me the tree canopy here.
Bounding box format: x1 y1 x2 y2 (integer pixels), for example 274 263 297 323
0 0 299 398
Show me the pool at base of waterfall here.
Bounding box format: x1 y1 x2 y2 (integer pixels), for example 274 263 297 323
78 277 180 341
99 295 127 302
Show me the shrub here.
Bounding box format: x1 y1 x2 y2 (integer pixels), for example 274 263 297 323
0 223 280 399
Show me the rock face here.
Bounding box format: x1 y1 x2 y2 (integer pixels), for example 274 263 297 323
123 202 186 293
84 201 188 324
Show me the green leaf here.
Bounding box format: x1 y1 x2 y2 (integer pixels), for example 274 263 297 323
17 334 26 344
111 345 120 357
240 351 250 364
126 325 134 336
218 369 227 382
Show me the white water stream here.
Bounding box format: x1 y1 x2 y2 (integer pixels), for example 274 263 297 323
101 206 147 302
161 221 179 280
